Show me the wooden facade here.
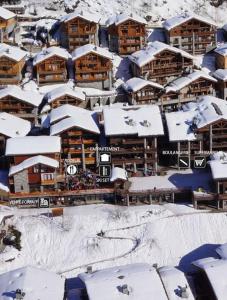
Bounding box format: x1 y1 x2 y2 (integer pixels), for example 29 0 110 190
108 19 146 55
49 94 86 109
165 17 217 55
35 55 68 85
174 119 227 169
9 154 61 194
73 51 113 89
0 56 25 85
109 136 158 174
215 51 227 69
161 75 217 110
126 85 162 105
55 127 99 172
0 94 37 122
0 13 16 42
61 15 98 51
130 49 194 85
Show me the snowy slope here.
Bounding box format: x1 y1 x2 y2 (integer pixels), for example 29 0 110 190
20 0 227 26
0 204 226 278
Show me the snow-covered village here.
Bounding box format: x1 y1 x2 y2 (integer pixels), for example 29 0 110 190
2 0 227 299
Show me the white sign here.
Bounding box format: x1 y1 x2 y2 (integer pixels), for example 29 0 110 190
67 165 77 175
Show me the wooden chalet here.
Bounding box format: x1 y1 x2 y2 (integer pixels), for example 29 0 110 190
0 112 30 156
165 96 227 168
214 43 227 69
3 5 25 15
163 14 217 55
0 43 27 85
0 7 16 42
46 85 86 109
123 77 164 105
6 136 61 194
103 105 164 174
106 13 147 55
161 70 217 111
0 86 43 123
72 44 113 90
60 12 99 51
129 41 194 85
50 104 100 171
33 47 71 85
213 69 227 100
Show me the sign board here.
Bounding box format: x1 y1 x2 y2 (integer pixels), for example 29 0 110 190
67 165 77 175
10 198 39 207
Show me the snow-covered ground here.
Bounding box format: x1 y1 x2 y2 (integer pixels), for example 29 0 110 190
0 203 226 278
20 0 227 26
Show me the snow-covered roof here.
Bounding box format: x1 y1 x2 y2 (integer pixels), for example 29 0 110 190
128 169 211 192
33 46 71 65
61 11 100 24
166 96 227 141
0 43 27 62
46 85 86 103
9 155 59 176
165 110 197 142
208 152 227 180
0 7 15 20
103 105 164 137
106 13 147 26
159 266 195 300
0 85 43 107
49 103 97 124
163 13 216 31
213 69 227 81
78 263 168 300
5 136 61 156
216 243 227 259
0 266 65 300
192 258 227 300
110 167 128 182
0 112 31 138
165 71 217 93
123 77 163 93
129 41 193 68
50 104 100 135
72 44 113 61
214 43 227 57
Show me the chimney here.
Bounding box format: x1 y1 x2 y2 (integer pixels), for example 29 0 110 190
87 266 93 274
15 289 25 300
121 284 130 295
142 120 150 127
94 46 97 51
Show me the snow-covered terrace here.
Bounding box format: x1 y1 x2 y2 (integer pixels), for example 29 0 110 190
79 263 168 300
